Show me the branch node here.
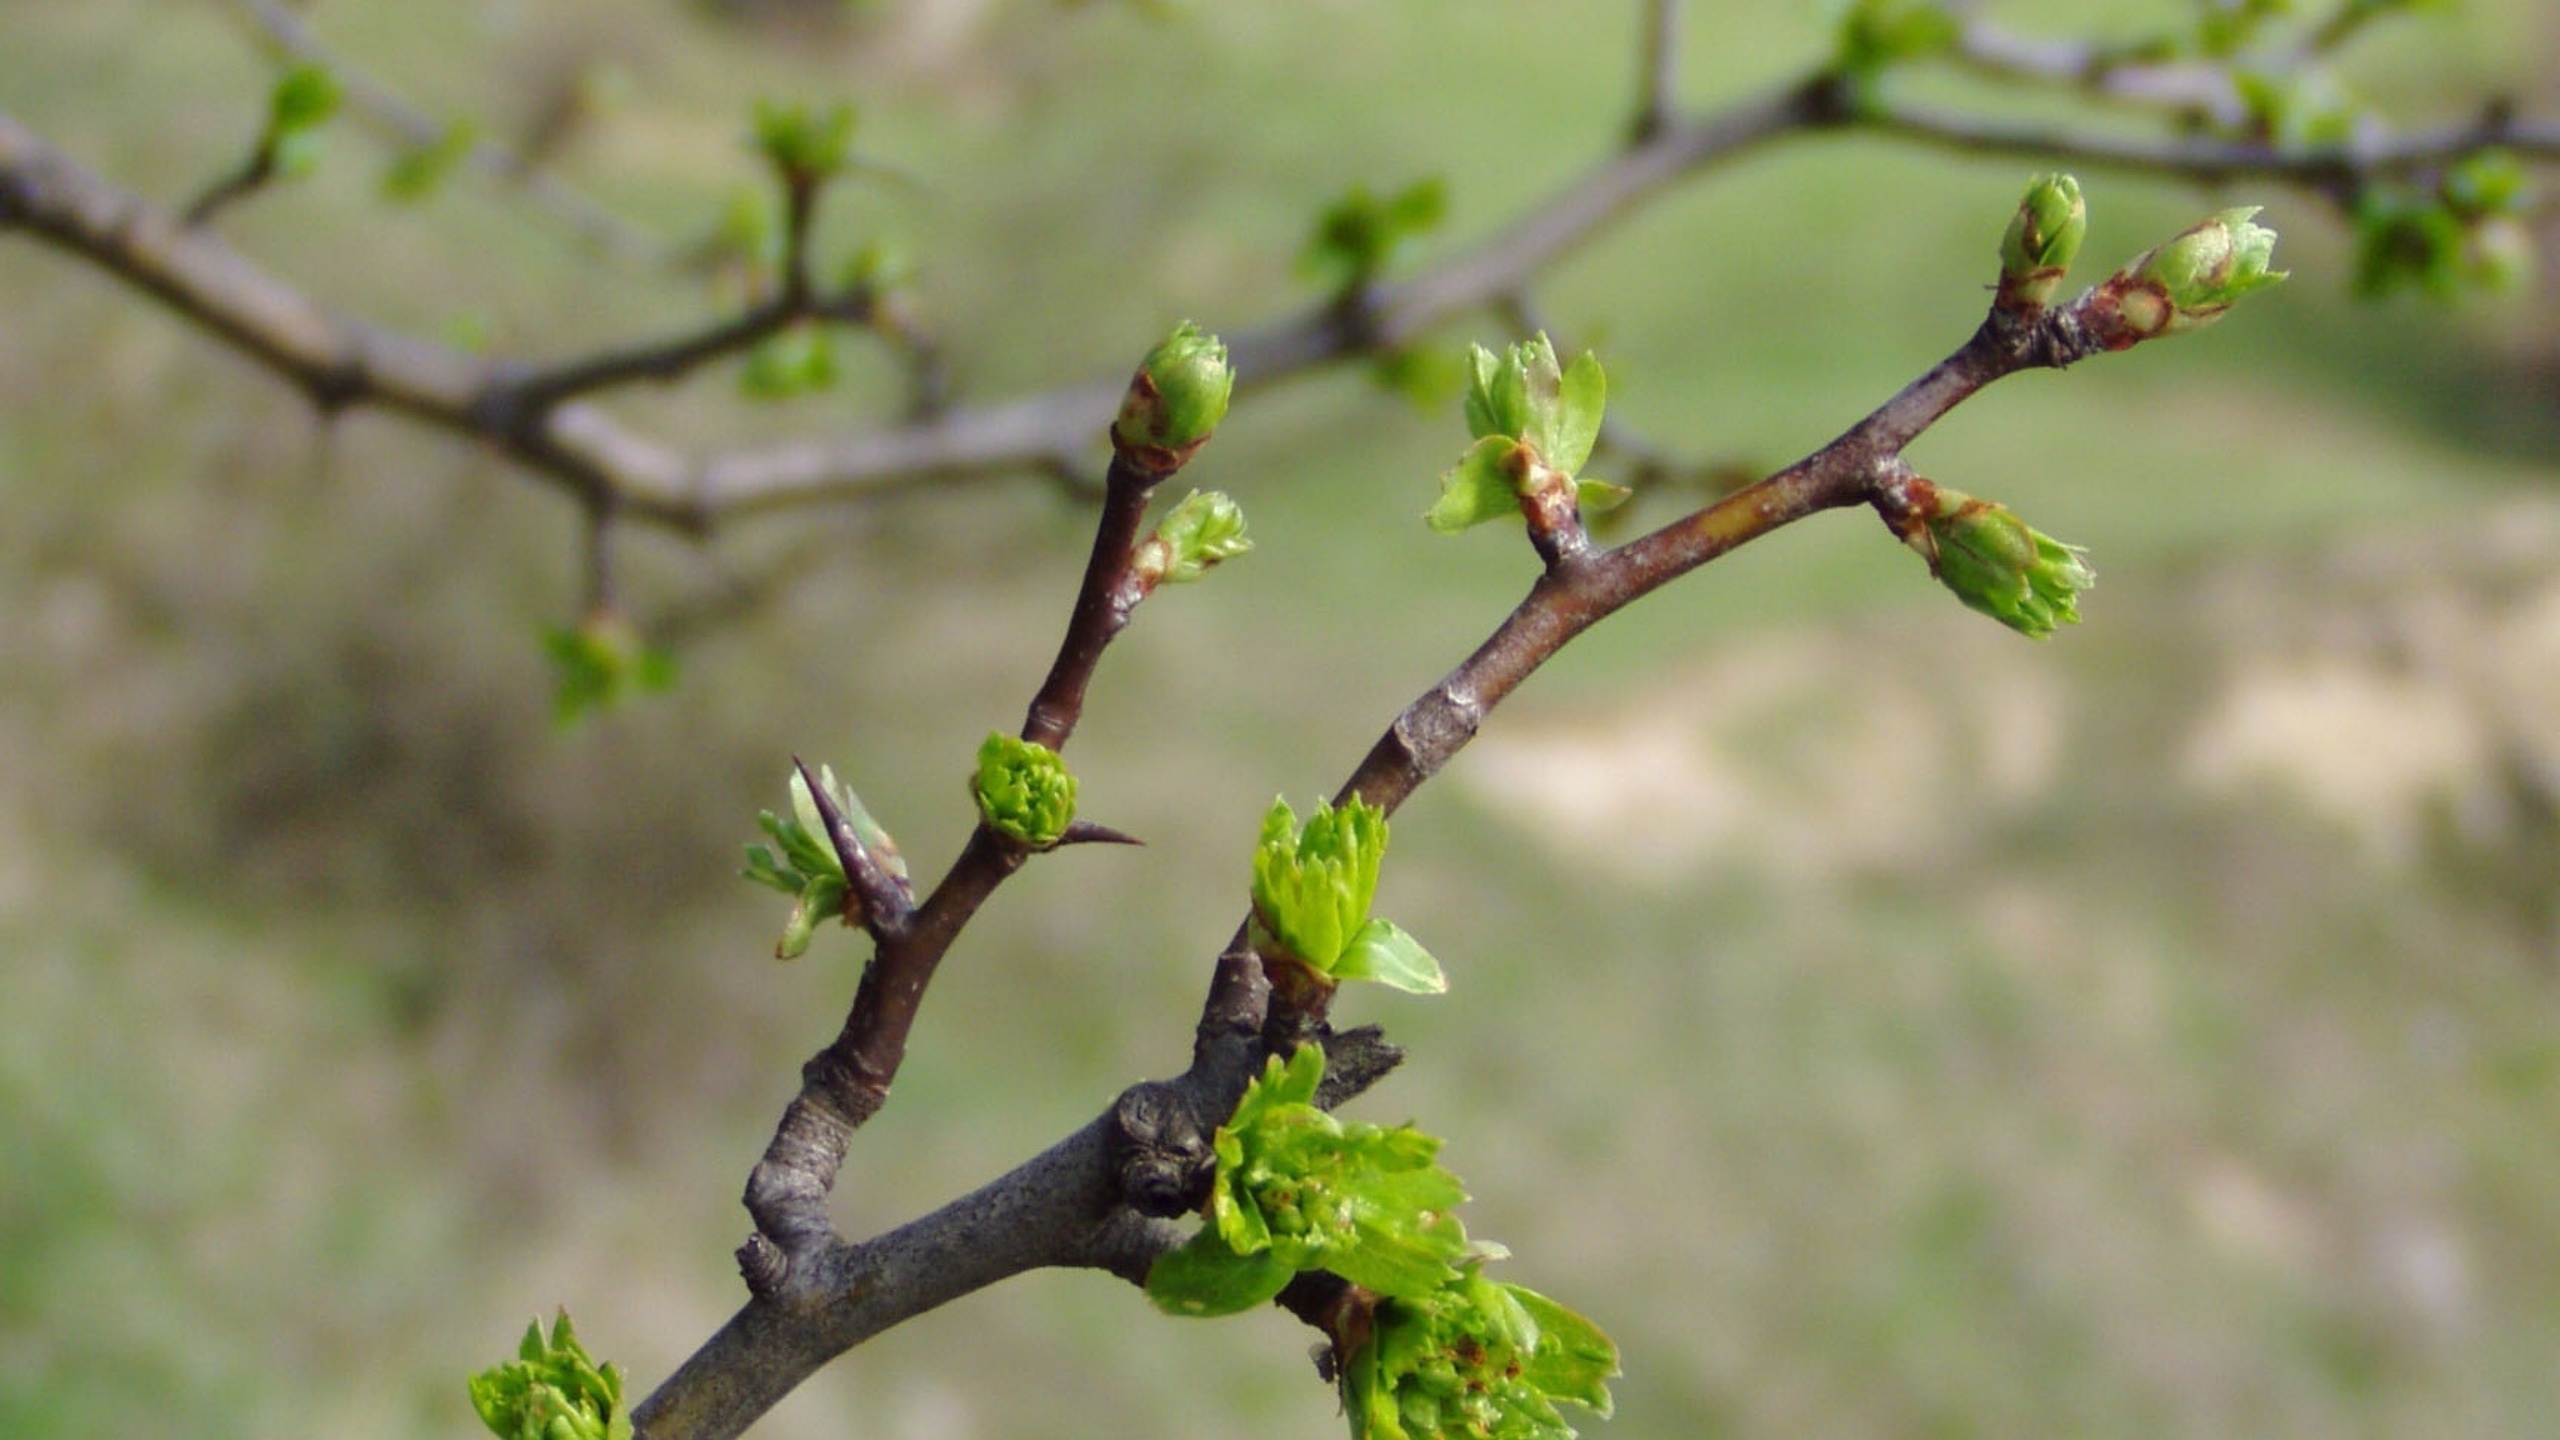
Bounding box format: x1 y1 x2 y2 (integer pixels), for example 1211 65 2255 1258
1107 1080 1217 1218
737 1233 791 1299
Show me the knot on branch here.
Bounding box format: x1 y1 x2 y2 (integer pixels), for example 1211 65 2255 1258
736 1232 791 1299
1108 1080 1216 1218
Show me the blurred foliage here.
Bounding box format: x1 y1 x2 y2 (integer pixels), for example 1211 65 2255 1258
2 3 2559 1440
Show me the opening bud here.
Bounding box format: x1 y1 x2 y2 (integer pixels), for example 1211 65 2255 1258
2105 206 2287 340
1134 489 1252 587
1888 480 2094 639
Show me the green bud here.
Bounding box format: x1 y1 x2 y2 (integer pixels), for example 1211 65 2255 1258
1464 334 1603 466
1135 489 1252 586
2108 206 2287 339
1836 0 1961 74
972 732 1077 848
1113 321 1233 467
1996 173 2085 313
1895 482 2094 639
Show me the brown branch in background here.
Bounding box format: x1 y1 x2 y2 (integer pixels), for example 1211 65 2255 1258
7 51 2552 531
1630 0 1684 142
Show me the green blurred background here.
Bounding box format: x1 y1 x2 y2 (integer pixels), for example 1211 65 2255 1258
6 2 2560 1437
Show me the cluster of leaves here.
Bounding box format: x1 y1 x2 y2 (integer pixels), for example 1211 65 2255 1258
741 764 905 957
1146 1046 1469 1313
1345 1263 1620 1440
1427 335 1626 535
1250 797 1445 996
1147 1048 1617 1440
468 1312 632 1440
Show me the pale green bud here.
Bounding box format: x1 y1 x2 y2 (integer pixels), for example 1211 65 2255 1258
1997 173 2085 312
2110 207 2287 338
1113 321 1233 467
1135 489 1252 586
1899 482 2094 638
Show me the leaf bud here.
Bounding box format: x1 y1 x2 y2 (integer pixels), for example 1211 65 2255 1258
1113 321 1233 470
1134 489 1252 587
1996 173 2085 313
2105 206 2287 340
1889 479 2094 639
971 732 1078 849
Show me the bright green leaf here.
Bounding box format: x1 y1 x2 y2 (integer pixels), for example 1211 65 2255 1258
1333 918 1447 994
1426 435 1525 534
1145 1227 1297 1316
1551 351 1604 476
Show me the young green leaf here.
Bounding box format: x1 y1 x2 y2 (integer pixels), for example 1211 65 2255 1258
1145 1226 1298 1316
1426 435 1526 534
1331 918 1446 995
1550 350 1604 477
